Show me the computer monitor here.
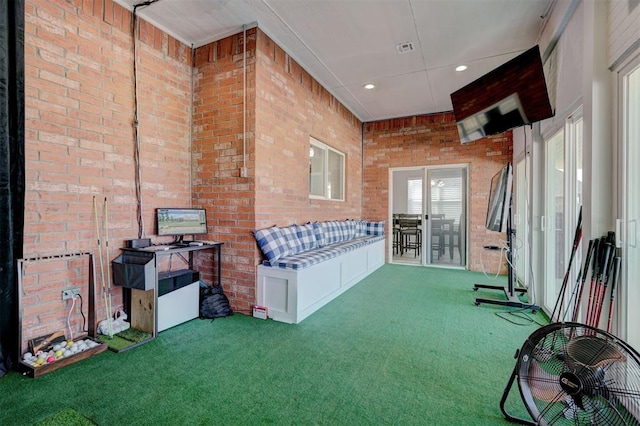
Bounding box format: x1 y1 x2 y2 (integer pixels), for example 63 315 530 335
156 208 207 242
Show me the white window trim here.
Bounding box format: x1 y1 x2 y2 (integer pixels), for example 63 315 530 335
309 137 345 201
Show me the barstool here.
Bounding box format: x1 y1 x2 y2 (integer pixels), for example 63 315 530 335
398 215 422 257
401 227 422 257
393 226 402 254
392 214 401 254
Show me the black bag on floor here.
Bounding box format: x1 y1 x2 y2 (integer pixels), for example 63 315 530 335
200 284 232 319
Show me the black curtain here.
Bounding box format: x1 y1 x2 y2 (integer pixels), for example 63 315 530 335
0 0 25 377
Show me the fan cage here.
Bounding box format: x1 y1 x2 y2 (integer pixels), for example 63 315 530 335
516 322 640 426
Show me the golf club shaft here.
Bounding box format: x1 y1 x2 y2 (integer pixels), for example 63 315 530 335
571 239 595 322
551 208 582 322
606 256 621 333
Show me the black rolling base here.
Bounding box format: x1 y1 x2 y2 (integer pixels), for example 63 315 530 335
473 284 539 312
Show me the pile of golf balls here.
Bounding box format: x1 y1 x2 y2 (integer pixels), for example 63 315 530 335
22 339 100 367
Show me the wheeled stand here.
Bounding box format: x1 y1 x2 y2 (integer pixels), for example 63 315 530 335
473 283 534 310
473 213 539 312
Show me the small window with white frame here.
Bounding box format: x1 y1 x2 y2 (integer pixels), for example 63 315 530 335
309 137 345 201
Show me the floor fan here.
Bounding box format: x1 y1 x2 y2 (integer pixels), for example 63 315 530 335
500 322 640 425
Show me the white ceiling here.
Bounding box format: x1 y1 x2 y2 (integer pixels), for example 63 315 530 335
115 0 553 122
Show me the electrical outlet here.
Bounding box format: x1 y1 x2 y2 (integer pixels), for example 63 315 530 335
61 287 81 301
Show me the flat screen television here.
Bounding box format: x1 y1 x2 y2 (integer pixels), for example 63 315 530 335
156 208 207 242
485 163 513 233
451 45 553 144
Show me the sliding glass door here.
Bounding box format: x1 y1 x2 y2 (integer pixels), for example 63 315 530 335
542 112 582 316
514 158 530 287
427 167 467 267
620 58 640 349
544 130 565 311
391 168 424 266
390 165 468 268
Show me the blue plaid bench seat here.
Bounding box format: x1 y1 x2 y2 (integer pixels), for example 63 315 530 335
254 219 385 270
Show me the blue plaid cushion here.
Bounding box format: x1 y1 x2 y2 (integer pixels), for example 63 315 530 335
268 235 385 270
337 222 347 242
253 226 290 262
342 220 357 240
312 222 325 247
269 245 343 270
297 223 317 251
322 221 343 245
355 220 367 237
347 220 360 240
281 225 303 255
365 221 385 236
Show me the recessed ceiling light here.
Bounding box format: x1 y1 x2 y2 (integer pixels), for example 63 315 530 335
364 83 375 90
456 65 467 72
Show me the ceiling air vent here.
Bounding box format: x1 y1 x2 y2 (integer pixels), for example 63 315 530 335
396 42 415 54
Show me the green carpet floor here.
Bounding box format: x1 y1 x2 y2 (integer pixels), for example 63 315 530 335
0 264 546 425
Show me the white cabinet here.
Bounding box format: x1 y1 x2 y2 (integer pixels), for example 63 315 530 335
157 281 200 332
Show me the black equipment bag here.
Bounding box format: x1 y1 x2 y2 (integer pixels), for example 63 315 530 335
200 285 232 319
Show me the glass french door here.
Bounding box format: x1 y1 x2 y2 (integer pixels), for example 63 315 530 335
620 58 640 350
426 166 467 267
390 169 423 265
542 110 583 317
390 165 468 268
544 130 566 311
514 158 530 287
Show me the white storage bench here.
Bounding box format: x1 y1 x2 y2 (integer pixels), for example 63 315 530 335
254 220 385 324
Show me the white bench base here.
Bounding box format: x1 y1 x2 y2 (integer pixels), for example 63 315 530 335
256 239 385 324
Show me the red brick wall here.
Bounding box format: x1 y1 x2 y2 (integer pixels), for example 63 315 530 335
192 29 363 314
362 113 513 272
23 0 192 348
254 30 363 226
192 29 258 314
